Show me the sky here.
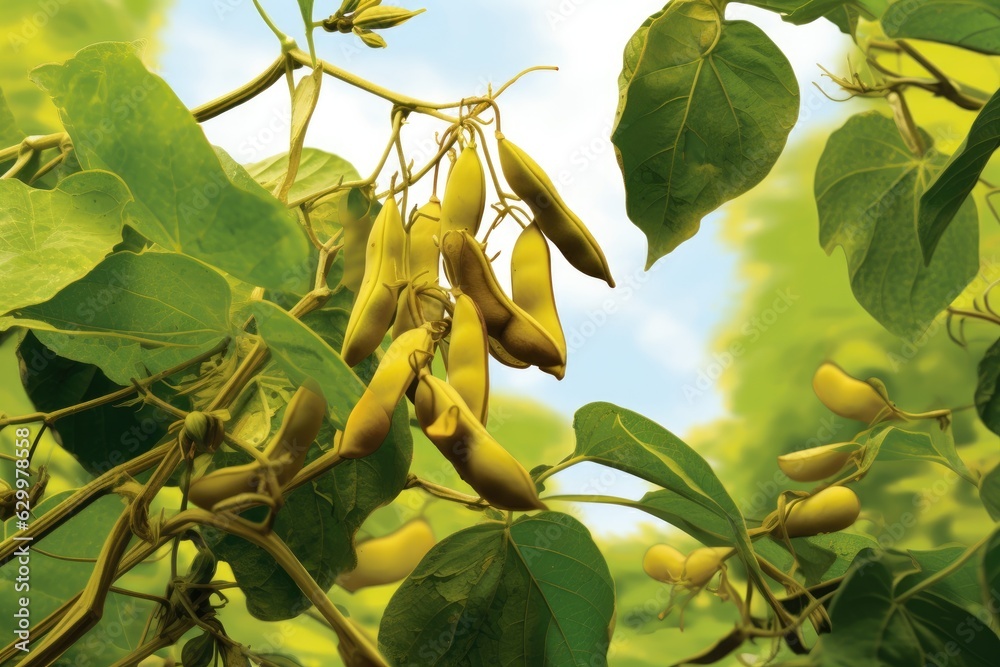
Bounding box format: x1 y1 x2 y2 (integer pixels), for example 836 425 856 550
156 1 850 531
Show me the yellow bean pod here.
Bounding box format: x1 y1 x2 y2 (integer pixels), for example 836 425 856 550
440 143 486 238
338 189 377 294
342 196 406 367
812 362 890 423
393 198 444 338
781 486 861 539
777 443 858 483
188 379 327 510
414 371 545 511
682 547 733 587
440 230 563 369
496 133 614 287
642 544 686 584
447 294 490 424
511 222 567 379
336 519 436 593
487 336 530 370
339 325 437 459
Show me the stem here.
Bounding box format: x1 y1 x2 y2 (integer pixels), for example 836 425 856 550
406 475 489 508
300 109 406 208
0 338 229 429
533 456 586 485
287 48 459 122
887 90 925 157
252 0 296 50
0 133 65 164
177 509 388 665
947 306 1000 327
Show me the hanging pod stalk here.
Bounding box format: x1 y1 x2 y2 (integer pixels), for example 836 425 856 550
440 229 564 369
511 221 568 379
342 195 406 367
188 379 327 510
440 143 486 238
496 132 614 287
447 294 490 424
414 371 545 511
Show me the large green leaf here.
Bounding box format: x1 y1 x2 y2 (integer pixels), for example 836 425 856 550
0 0 165 134
4 251 233 385
815 112 979 337
0 171 130 313
570 402 770 593
976 337 1000 436
31 42 311 291
919 88 1000 263
378 512 615 666
245 148 360 205
883 0 1000 55
897 546 987 611
980 462 1000 520
250 300 365 428
982 528 1000 627
611 0 798 267
739 0 882 28
862 424 974 482
207 397 412 620
17 332 178 475
814 550 1000 666
572 403 746 533
768 532 881 586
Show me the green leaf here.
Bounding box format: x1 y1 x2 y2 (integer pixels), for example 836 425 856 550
0 171 130 313
0 87 22 146
30 42 311 291
378 512 615 666
250 300 365 428
611 0 798 267
245 148 360 206
883 0 1000 55
814 550 1000 666
897 546 987 611
980 462 1000 520
5 251 233 385
771 532 881 586
976 337 1000 436
632 489 738 546
815 112 979 337
981 527 1000 627
814 551 1000 667
182 631 217 667
17 332 176 475
297 0 317 55
572 403 747 535
919 88 1000 263
207 397 412 620
571 402 770 594
862 425 974 483
738 1 886 33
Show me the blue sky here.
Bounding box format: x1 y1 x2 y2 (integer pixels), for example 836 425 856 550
157 0 849 455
